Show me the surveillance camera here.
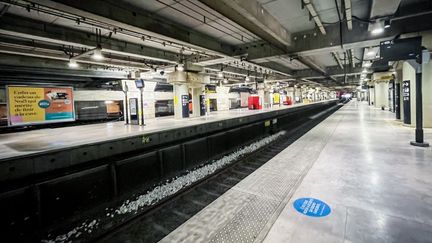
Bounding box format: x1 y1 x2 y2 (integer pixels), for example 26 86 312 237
160 70 165 75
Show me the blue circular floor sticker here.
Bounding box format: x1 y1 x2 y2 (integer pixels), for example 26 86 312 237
293 198 331 217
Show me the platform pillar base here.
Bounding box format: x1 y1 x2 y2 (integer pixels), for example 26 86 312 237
410 141 430 147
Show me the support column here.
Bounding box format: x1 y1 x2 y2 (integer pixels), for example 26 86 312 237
408 55 429 147
173 84 189 119
168 71 209 119
191 86 205 117
374 81 389 109
422 55 432 128
369 85 375 106
257 82 265 107
286 87 295 104
263 85 271 108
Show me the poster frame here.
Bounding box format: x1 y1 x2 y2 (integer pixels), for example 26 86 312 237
6 85 76 127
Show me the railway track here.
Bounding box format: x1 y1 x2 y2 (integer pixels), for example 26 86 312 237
88 104 342 243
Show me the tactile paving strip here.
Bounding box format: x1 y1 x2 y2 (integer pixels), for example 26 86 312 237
209 195 278 243
161 113 341 243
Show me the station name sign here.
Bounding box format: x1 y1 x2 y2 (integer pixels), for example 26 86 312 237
7 86 75 126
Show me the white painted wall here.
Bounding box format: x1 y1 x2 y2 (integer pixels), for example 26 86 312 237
369 87 375 106
422 61 432 127
421 31 432 128
74 90 124 101
207 86 239 111
374 82 389 109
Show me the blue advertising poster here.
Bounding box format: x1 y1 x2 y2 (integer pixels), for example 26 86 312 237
293 198 331 217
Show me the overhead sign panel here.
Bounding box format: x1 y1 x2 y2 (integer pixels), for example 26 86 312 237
7 86 75 126
380 37 422 62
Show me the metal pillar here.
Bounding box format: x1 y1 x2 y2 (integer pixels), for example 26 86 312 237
123 84 129 125
408 53 429 147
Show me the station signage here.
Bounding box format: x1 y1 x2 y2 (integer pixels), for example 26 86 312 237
7 86 75 126
402 80 411 124
181 94 189 118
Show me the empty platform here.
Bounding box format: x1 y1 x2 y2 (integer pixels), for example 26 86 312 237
0 101 329 160
160 101 432 243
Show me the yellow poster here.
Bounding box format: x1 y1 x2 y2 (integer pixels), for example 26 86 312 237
273 93 280 104
7 86 75 126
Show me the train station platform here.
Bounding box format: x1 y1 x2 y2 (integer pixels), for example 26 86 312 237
160 101 432 243
0 101 328 161
0 100 338 188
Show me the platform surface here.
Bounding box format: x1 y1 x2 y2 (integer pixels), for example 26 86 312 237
160 101 432 243
0 101 325 160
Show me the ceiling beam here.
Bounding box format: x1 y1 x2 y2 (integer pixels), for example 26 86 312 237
198 0 291 49
0 44 153 71
302 0 326 35
239 12 432 60
349 49 355 68
344 0 353 30
11 0 234 56
205 64 287 80
0 53 128 79
297 56 339 83
0 14 181 64
294 65 362 79
258 61 295 77
332 52 344 69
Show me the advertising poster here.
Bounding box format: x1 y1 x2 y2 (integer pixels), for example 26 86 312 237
273 93 280 104
7 86 75 126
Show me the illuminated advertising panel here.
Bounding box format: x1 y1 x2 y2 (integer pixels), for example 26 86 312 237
7 86 75 126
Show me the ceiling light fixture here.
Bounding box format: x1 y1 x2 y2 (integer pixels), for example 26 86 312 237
362 69 368 73
364 62 372 67
367 50 375 56
68 59 78 68
245 76 250 82
92 47 104 60
371 21 385 35
223 79 228 84
384 19 391 29
176 64 184 72
371 27 384 35
218 65 224 78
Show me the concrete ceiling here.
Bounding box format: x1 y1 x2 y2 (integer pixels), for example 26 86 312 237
1 0 432 90
116 0 262 45
258 0 370 33
3 4 200 55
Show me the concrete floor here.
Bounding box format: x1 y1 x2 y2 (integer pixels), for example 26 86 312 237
0 101 325 160
161 101 432 243
264 101 432 243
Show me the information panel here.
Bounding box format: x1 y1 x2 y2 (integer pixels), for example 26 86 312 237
181 94 189 118
402 80 411 124
395 83 401 120
7 86 75 126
